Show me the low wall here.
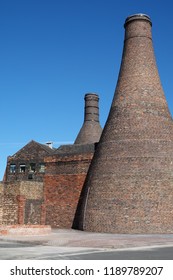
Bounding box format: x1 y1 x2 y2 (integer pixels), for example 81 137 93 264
0 225 51 235
0 181 44 226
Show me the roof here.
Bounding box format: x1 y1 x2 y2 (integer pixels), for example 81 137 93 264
9 140 54 158
54 143 96 156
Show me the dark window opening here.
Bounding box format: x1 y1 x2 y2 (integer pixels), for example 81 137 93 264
39 163 45 173
28 173 33 180
20 164 26 173
10 164 16 173
29 163 36 172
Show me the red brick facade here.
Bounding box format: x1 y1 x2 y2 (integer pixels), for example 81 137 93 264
0 144 95 229
44 149 94 228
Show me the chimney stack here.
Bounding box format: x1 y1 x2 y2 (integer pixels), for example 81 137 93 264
77 14 173 234
74 93 102 144
45 141 53 149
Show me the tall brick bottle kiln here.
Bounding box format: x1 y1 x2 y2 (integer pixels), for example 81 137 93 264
75 93 102 144
78 14 173 233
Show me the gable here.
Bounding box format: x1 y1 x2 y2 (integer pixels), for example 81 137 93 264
8 140 53 161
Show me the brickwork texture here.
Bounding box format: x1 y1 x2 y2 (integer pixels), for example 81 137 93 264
0 181 44 226
79 14 173 234
44 152 93 228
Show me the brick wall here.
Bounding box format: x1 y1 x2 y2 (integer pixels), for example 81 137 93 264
5 140 52 182
25 199 43 224
3 193 18 225
1 142 96 229
0 183 4 224
0 181 44 225
44 153 93 228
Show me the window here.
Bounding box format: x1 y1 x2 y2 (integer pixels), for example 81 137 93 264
29 163 36 172
39 163 45 173
10 164 16 173
19 164 26 173
28 173 33 180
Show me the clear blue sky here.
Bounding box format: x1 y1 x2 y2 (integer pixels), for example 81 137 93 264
0 0 173 180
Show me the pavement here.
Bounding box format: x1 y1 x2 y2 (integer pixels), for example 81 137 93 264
0 229 173 259
1 229 173 249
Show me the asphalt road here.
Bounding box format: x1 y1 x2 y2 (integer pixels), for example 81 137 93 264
68 246 173 260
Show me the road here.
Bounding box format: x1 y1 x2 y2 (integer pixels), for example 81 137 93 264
0 239 173 259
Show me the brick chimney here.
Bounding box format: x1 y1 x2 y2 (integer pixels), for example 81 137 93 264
77 14 173 233
74 93 102 144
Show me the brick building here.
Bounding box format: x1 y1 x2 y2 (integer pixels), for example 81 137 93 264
1 14 173 234
4 140 54 182
44 143 96 228
1 93 102 229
